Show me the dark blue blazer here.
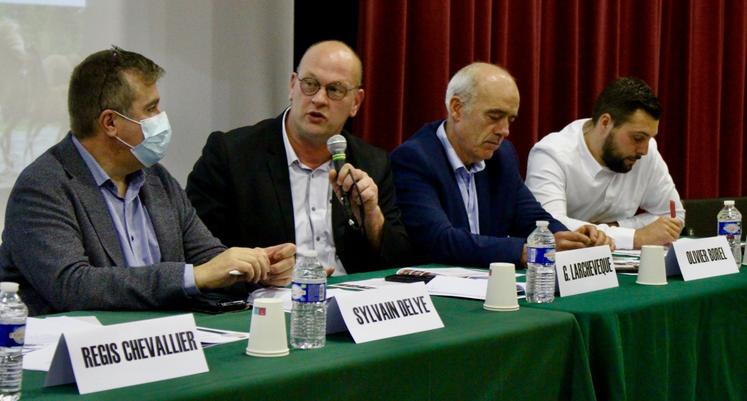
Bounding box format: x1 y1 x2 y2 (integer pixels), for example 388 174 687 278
390 120 566 267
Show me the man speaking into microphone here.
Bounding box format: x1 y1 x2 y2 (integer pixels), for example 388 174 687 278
187 41 412 275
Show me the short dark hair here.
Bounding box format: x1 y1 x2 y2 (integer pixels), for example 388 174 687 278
67 46 165 139
591 77 662 126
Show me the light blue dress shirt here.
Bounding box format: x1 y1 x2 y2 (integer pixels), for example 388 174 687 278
435 122 486 235
72 137 198 294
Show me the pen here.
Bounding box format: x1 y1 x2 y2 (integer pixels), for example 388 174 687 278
198 327 248 338
329 283 375 290
197 327 230 335
669 200 676 218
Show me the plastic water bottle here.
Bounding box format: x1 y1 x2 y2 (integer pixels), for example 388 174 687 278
526 221 556 303
0 282 27 401
290 250 326 349
717 200 742 266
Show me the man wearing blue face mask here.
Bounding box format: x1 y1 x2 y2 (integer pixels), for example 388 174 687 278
0 46 296 316
111 109 172 167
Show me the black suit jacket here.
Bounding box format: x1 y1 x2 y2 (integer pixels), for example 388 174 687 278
186 114 412 273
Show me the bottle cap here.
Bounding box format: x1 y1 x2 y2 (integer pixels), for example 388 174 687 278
724 200 735 206
536 220 549 227
0 282 19 293
296 249 318 258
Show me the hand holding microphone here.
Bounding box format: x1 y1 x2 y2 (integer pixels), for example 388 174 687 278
327 135 384 228
327 135 357 227
327 134 386 248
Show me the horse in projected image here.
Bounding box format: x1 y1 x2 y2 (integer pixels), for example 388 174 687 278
0 18 71 187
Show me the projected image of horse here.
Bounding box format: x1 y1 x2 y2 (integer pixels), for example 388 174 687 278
0 17 71 187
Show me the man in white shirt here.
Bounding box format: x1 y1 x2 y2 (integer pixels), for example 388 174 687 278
525 77 684 250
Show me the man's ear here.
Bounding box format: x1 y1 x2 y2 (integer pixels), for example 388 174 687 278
349 88 365 117
449 97 463 122
598 113 614 136
97 110 119 138
288 72 298 102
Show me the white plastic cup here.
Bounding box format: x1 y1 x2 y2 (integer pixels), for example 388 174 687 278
636 245 668 285
246 298 289 357
484 263 520 311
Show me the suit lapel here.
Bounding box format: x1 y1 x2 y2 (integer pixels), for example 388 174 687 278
425 128 471 229
56 134 126 266
475 171 492 234
140 172 180 261
264 118 295 241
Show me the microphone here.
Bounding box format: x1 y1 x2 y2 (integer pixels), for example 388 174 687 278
326 135 357 227
327 134 347 173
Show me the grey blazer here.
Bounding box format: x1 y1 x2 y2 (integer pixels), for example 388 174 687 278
0 133 226 315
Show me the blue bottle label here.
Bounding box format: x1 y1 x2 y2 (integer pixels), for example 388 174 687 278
0 324 25 347
291 282 326 303
718 221 742 240
528 247 555 266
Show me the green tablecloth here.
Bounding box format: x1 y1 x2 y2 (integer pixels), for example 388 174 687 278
22 270 595 401
523 268 747 401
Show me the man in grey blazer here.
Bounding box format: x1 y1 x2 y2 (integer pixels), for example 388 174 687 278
0 47 295 316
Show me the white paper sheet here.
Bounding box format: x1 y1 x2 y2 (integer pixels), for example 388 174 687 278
24 316 102 371
426 276 526 300
426 276 488 300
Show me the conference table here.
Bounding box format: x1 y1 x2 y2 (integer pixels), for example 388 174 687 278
21 265 747 401
523 268 747 401
22 272 595 401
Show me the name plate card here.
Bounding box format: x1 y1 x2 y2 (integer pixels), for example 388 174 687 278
44 314 208 394
556 245 619 297
672 236 739 281
332 282 444 343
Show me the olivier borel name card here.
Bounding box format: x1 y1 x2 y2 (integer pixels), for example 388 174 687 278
44 314 208 394
671 236 739 281
556 245 619 297
331 282 444 343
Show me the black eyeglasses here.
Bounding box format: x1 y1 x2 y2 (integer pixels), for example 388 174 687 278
98 46 122 112
298 77 358 101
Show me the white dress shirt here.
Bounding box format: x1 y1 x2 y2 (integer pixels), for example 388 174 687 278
525 118 685 249
282 111 347 275
435 122 485 234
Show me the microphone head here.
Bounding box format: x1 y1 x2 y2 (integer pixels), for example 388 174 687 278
327 134 347 155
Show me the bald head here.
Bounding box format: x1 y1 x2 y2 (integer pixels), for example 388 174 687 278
443 63 520 165
286 40 366 149
297 40 362 86
445 62 518 113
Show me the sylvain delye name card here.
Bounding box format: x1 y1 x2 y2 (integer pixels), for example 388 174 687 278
331 282 444 343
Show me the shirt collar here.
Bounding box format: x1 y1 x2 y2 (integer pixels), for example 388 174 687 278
71 135 146 192
577 118 607 178
436 121 486 174
281 108 300 167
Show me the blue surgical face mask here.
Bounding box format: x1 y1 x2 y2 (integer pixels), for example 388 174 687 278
114 111 172 167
